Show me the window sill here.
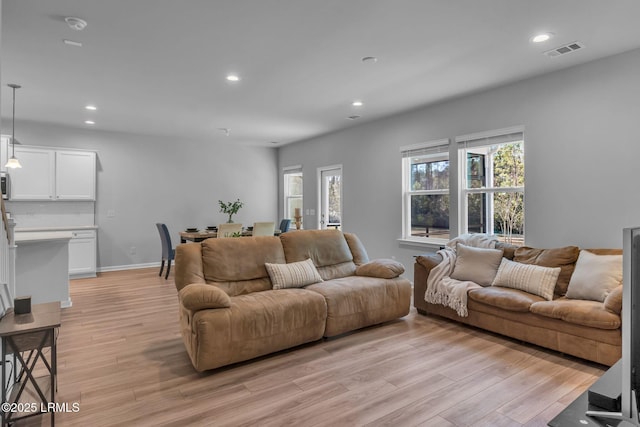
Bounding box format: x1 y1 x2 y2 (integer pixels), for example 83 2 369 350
397 237 447 252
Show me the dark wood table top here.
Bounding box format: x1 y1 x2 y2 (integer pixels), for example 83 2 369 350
0 302 61 337
179 229 281 242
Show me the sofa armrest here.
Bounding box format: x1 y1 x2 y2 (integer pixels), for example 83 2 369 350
604 285 623 315
415 253 444 274
355 259 404 279
179 283 231 311
414 253 443 313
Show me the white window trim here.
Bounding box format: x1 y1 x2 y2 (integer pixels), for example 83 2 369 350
400 139 451 246
283 165 303 222
457 127 524 237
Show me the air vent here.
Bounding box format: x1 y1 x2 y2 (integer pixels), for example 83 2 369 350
544 41 585 58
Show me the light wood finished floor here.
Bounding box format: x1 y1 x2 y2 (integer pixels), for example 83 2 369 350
15 268 605 426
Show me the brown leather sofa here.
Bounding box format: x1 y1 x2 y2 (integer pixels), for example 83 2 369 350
175 229 411 371
414 243 622 366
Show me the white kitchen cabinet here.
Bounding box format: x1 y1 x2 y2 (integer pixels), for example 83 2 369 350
8 146 96 201
9 146 55 200
0 136 9 172
55 150 96 200
68 229 97 278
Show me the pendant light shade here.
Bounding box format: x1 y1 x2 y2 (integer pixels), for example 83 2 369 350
5 83 22 169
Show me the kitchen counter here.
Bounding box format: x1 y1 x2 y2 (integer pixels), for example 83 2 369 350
14 231 73 307
14 230 74 242
15 226 98 279
15 225 98 233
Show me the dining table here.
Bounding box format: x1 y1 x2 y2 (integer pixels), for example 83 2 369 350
179 229 281 243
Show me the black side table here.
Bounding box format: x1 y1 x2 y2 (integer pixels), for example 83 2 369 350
0 302 61 427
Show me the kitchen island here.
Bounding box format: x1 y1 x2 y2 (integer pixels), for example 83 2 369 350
14 231 73 307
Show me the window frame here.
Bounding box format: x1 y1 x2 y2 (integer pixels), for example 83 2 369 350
400 139 451 246
456 127 525 241
283 165 303 222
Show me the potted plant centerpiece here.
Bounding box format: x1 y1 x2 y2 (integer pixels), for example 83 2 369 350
219 199 244 223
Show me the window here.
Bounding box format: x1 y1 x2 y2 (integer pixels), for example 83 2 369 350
457 129 524 244
401 139 450 241
283 166 303 221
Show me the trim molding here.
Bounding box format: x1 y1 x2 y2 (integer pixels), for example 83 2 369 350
97 262 160 273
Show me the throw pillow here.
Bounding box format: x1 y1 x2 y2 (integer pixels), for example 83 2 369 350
565 250 622 302
513 246 580 296
265 258 323 289
450 243 504 287
491 258 560 301
355 259 405 279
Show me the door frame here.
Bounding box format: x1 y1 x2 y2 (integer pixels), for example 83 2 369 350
317 164 343 230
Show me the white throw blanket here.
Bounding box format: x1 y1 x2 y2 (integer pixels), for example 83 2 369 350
424 234 498 317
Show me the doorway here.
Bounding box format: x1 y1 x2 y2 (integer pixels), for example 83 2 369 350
318 165 342 230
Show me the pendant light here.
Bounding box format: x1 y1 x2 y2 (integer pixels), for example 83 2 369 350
5 83 22 169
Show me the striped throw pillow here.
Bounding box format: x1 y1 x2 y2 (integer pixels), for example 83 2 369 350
265 258 323 289
491 258 560 301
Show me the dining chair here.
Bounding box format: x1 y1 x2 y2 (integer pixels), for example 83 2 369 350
217 223 243 238
155 223 175 280
278 219 291 233
252 221 276 236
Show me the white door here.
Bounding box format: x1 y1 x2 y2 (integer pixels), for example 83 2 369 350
318 165 342 230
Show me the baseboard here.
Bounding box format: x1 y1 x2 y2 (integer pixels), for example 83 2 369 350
97 262 161 273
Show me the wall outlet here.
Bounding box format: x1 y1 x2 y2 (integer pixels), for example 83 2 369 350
130 246 136 255
107 209 116 218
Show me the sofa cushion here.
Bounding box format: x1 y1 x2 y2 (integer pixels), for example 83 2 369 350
305 276 411 337
356 259 404 279
179 283 231 311
566 250 622 302
530 298 621 330
495 242 519 260
202 236 285 286
265 258 323 289
604 285 623 315
344 233 370 266
491 258 560 301
450 244 504 287
468 286 545 312
280 230 356 280
514 246 580 296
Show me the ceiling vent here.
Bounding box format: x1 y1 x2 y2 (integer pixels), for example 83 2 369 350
543 41 585 58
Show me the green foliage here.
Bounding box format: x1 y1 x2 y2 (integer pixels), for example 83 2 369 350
492 143 524 242
218 199 244 223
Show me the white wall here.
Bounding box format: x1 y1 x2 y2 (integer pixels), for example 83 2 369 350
278 48 640 278
6 121 279 269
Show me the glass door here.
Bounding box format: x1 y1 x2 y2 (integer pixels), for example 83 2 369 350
319 166 342 229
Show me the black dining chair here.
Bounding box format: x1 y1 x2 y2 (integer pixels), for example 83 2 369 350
279 219 291 233
156 223 175 280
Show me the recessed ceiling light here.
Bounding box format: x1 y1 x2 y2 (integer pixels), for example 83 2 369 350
226 74 240 82
63 39 83 47
361 56 378 63
84 120 95 125
85 105 97 111
531 32 554 43
218 128 230 136
352 100 363 107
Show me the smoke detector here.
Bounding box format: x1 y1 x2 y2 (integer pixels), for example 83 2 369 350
65 17 88 31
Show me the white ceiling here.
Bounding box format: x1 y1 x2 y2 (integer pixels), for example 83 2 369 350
2 0 640 147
